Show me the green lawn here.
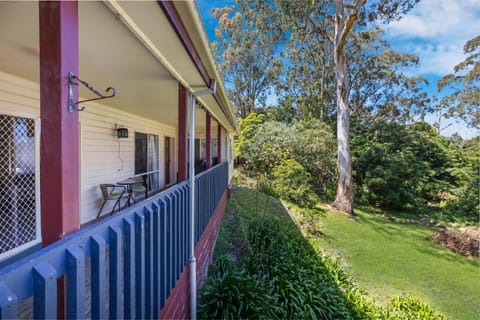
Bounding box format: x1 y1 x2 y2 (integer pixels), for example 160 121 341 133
309 207 480 320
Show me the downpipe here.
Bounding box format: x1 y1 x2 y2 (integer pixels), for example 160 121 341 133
189 80 216 320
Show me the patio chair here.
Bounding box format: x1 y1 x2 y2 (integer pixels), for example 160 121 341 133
97 184 129 218
130 179 147 203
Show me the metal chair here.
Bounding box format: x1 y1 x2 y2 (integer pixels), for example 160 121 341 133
97 184 128 218
130 176 148 203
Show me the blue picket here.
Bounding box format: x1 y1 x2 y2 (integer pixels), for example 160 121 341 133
144 207 154 320
0 284 17 319
66 246 85 320
165 195 173 295
33 262 57 319
0 162 228 320
158 198 167 308
151 202 161 315
123 217 136 319
108 226 122 319
134 212 145 319
91 235 106 319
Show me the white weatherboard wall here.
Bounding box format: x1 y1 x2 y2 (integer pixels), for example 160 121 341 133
0 71 178 225
79 103 177 224
0 71 39 118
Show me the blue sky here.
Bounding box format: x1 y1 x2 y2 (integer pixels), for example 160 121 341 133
197 0 479 138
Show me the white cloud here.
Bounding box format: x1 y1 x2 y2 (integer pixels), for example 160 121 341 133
387 0 479 38
385 0 480 76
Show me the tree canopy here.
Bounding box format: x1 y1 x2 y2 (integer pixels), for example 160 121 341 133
438 35 480 128
210 0 478 218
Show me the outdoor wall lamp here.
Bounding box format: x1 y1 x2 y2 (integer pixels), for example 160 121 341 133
115 124 129 138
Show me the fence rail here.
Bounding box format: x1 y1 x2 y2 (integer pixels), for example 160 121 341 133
0 161 228 319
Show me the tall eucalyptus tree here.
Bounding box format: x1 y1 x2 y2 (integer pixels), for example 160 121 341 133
211 1 283 118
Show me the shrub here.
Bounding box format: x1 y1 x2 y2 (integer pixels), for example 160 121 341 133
237 118 336 195
383 296 447 320
271 159 319 208
243 214 350 319
242 121 296 173
198 256 278 319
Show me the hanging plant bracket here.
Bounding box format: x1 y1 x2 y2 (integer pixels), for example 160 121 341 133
68 72 116 112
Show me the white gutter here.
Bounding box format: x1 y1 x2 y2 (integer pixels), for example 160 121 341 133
189 80 217 320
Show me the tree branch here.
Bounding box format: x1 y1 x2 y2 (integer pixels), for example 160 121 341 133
337 0 366 53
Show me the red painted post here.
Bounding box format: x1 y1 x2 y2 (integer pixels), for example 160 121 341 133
39 0 80 245
178 83 188 181
205 113 211 169
39 1 79 317
217 123 222 164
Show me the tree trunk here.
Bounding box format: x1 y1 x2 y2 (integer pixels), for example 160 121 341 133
332 0 354 215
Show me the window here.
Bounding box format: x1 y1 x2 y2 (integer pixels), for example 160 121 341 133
0 114 40 261
135 132 159 191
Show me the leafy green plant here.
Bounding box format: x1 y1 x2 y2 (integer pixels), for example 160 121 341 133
198 256 279 319
242 213 350 319
200 186 449 320
271 159 319 208
383 296 447 320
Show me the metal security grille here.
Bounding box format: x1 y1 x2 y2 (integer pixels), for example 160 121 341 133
0 114 38 256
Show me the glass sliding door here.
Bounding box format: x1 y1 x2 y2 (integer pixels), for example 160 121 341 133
164 136 175 185
147 134 159 190
135 132 159 192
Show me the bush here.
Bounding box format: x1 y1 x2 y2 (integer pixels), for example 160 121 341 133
352 121 459 210
243 214 350 319
270 159 319 208
242 121 296 173
236 117 336 195
198 256 278 319
383 296 447 320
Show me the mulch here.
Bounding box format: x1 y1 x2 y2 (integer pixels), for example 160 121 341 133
429 227 480 259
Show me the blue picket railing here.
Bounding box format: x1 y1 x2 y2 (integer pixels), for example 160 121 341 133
0 161 228 319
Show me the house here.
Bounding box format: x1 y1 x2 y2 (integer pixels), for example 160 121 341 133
0 1 235 319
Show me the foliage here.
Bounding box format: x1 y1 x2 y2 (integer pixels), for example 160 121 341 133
269 159 319 208
198 256 278 319
234 112 266 160
241 120 296 173
237 116 337 194
293 119 337 193
352 121 460 209
275 0 421 214
348 31 430 124
265 96 298 123
438 35 480 128
212 0 283 118
200 187 350 319
382 296 447 320
200 185 449 320
243 214 350 319
445 136 480 219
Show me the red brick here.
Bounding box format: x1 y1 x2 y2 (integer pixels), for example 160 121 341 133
159 191 228 319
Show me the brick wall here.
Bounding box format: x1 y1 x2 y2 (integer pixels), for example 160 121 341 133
159 190 228 319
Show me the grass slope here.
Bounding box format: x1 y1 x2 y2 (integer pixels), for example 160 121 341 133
308 207 480 320
203 185 450 319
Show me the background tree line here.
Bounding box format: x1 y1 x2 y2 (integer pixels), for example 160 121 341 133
212 0 479 219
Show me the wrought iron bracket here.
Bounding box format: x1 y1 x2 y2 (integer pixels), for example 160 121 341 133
68 72 116 112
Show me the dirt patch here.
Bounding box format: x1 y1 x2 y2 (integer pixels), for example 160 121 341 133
429 227 480 259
